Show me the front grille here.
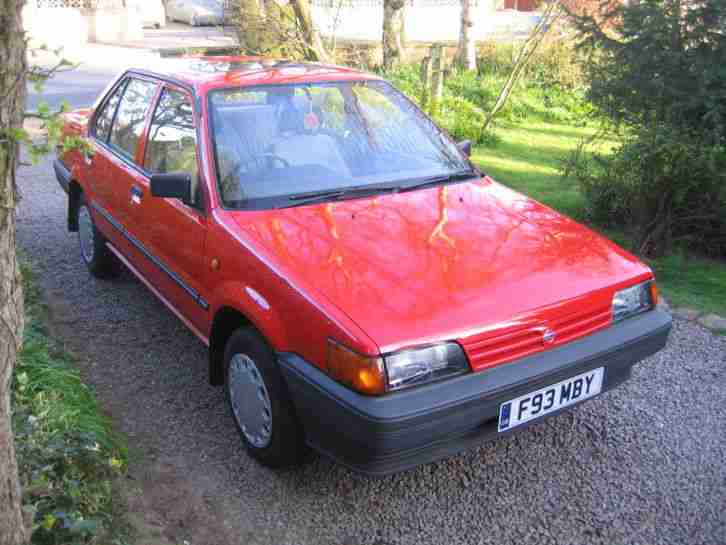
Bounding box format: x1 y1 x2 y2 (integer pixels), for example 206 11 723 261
461 300 612 372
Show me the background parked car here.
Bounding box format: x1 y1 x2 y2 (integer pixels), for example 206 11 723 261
167 0 225 26
129 0 167 29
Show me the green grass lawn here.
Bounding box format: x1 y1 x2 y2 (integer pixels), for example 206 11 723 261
471 120 726 317
13 263 131 543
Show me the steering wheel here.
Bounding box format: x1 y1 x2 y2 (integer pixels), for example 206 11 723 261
240 153 291 173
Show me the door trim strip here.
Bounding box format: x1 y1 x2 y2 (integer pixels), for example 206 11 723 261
91 201 209 311
106 242 210 346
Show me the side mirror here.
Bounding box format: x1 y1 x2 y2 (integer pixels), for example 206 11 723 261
457 139 472 157
150 172 192 205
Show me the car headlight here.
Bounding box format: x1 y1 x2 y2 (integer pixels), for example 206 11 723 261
612 280 657 323
384 342 469 391
327 340 469 395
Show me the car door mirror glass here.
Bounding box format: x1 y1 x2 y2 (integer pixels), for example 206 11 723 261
457 139 472 157
150 172 192 205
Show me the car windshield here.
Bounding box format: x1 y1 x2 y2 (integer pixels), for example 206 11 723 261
208 80 474 209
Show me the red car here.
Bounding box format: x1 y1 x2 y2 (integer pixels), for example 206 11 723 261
55 58 671 475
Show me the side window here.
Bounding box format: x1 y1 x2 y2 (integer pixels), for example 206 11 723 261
109 78 158 161
144 88 200 204
94 80 127 142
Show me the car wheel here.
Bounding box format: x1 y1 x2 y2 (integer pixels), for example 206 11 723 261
77 197 117 278
224 327 308 468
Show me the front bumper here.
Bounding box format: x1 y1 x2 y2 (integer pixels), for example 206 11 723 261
279 309 672 476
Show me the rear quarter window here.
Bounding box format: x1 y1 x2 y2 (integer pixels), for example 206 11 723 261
94 80 127 142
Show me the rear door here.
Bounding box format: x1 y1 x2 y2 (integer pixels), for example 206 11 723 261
105 77 160 230
133 84 210 332
84 78 128 245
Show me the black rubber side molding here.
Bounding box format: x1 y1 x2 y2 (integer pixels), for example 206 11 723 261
53 158 71 194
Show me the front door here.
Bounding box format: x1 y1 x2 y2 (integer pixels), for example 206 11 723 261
133 84 209 333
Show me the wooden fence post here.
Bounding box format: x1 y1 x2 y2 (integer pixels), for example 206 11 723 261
429 43 445 116
420 55 432 111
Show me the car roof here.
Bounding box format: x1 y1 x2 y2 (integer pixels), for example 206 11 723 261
135 56 382 90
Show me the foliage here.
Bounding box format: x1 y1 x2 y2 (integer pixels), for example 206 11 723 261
476 38 587 91
12 264 130 545
566 0 726 256
471 118 726 316
384 41 589 146
563 126 726 256
3 50 89 166
228 0 329 61
573 0 726 135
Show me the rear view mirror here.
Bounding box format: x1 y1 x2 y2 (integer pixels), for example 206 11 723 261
457 139 472 157
150 172 192 205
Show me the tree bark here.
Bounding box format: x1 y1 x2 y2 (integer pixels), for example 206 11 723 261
235 0 262 53
0 2 28 545
456 0 477 71
382 0 406 70
289 0 330 62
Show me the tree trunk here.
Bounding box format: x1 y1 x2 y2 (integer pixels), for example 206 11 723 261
456 0 477 71
289 0 330 62
382 0 406 70
482 0 560 132
235 0 262 53
0 2 28 545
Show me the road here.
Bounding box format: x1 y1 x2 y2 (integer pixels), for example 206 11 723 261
25 25 235 112
26 65 113 112
16 154 726 545
26 44 162 112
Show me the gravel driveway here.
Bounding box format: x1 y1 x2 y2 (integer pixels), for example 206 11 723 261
16 157 726 545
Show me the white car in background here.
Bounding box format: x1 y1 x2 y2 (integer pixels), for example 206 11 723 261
167 0 225 26
132 0 167 28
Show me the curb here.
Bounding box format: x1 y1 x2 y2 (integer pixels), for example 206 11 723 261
669 300 726 335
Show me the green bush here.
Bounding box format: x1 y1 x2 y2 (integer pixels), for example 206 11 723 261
567 0 726 256
477 39 586 91
12 264 129 545
564 126 726 257
436 94 500 146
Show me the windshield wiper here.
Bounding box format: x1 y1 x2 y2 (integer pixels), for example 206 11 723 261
279 171 478 208
399 170 479 193
282 183 402 207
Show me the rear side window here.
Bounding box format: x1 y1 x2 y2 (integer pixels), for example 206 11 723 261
109 78 158 161
94 80 127 142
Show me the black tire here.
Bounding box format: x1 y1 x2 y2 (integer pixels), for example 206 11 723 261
77 197 117 278
223 328 308 468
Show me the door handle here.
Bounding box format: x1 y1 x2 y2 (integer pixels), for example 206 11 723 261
130 185 143 205
83 148 95 166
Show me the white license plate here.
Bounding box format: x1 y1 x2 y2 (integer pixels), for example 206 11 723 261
498 367 604 432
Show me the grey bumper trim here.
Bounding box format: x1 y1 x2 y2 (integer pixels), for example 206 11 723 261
279 309 672 475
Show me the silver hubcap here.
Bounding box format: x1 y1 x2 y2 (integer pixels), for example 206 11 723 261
228 354 272 448
78 205 95 264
